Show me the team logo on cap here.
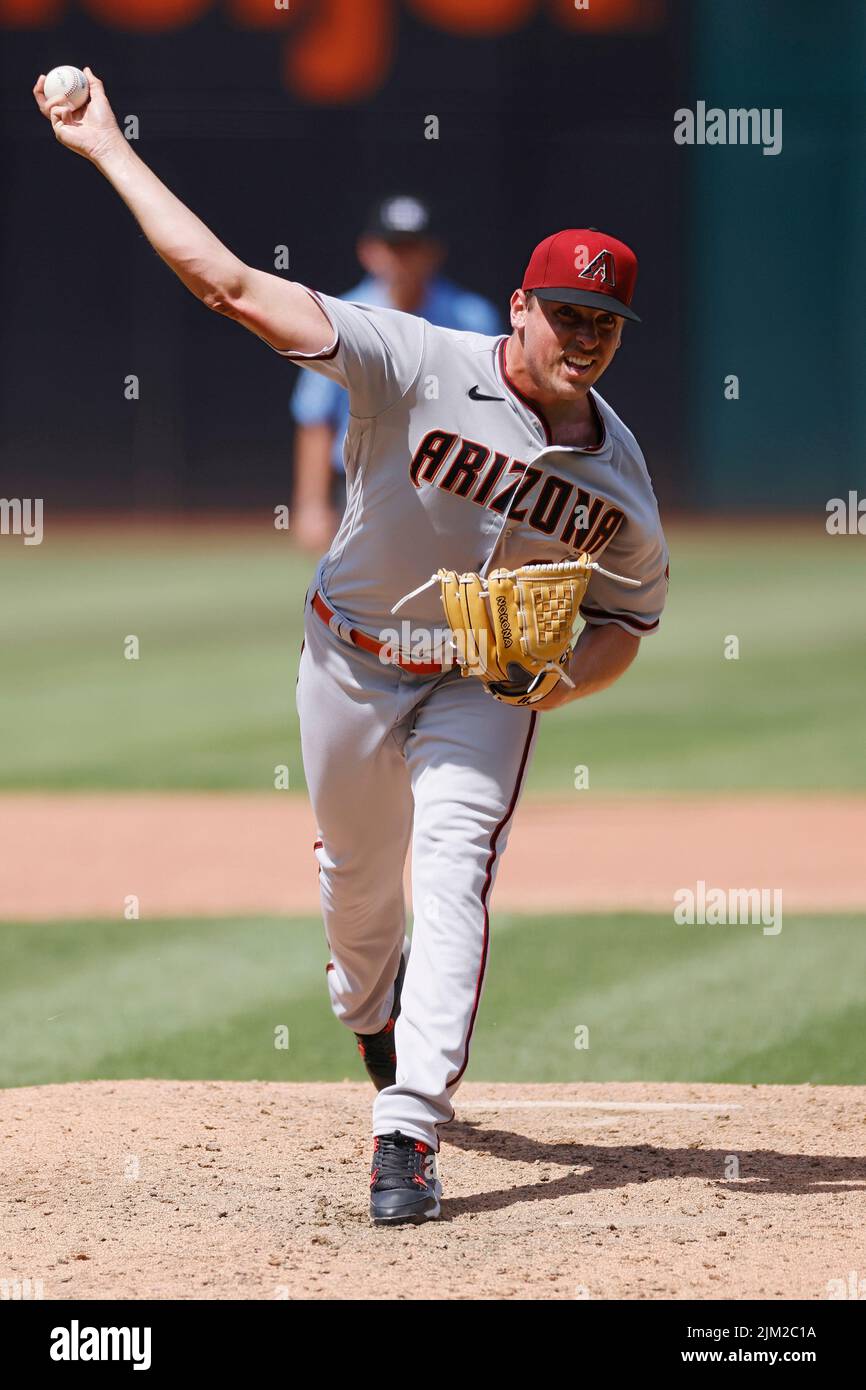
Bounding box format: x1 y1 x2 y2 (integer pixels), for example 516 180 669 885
576 249 616 287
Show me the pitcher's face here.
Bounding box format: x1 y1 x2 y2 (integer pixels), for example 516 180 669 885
510 290 623 401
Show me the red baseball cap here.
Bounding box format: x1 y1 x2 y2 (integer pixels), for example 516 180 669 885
521 228 640 322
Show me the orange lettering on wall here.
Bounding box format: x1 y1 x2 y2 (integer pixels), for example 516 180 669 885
549 0 667 32
0 0 64 22
228 0 306 29
81 0 211 31
0 0 671 100
285 0 393 103
409 0 536 35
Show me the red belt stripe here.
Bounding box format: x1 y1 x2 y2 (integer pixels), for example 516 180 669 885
311 589 445 674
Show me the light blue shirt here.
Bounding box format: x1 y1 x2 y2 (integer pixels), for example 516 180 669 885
290 275 503 472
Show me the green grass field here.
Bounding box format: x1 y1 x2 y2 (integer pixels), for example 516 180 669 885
1 524 864 792
3 524 862 1092
3 912 864 1089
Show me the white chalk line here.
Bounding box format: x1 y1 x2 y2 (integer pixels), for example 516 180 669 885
459 1100 743 1114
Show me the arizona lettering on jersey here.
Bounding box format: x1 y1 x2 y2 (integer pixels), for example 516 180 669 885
273 291 668 638
408 427 627 555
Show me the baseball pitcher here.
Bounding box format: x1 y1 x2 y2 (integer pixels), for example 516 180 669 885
35 68 668 1226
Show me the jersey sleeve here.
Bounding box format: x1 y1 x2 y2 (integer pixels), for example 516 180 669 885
269 288 425 419
289 364 344 428
580 515 669 636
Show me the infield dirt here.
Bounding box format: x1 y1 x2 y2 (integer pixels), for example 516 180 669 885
3 1079 864 1300
4 793 863 1301
1 793 864 919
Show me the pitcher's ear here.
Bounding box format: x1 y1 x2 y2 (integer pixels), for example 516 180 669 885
510 287 530 326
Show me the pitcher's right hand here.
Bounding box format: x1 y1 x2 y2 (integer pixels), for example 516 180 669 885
34 66 125 166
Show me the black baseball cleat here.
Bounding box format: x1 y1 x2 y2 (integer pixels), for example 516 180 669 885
354 952 406 1091
369 1130 442 1225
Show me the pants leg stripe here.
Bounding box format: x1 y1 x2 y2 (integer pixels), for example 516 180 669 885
444 710 538 1093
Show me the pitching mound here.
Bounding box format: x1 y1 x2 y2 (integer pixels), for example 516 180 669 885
4 1080 864 1300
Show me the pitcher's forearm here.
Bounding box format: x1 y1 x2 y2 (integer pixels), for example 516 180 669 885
95 138 245 307
566 622 639 699
564 622 640 701
534 622 640 711
35 66 331 352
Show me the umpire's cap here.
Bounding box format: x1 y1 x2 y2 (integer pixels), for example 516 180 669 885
363 194 436 242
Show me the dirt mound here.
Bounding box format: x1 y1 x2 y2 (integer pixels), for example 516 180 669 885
3 1080 864 1300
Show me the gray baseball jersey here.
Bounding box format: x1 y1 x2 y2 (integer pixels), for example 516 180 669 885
276 290 668 647
282 289 668 1152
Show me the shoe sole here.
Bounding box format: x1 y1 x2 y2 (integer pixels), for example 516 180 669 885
370 1181 442 1226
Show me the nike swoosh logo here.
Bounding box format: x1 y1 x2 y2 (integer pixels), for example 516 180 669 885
468 385 504 402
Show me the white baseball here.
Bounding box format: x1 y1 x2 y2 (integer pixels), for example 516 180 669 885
43 66 90 111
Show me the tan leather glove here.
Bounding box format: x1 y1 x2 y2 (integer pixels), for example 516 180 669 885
437 556 637 706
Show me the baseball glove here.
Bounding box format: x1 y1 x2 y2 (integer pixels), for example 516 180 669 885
394 556 640 706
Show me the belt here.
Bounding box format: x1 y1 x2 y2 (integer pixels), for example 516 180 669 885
311 589 446 674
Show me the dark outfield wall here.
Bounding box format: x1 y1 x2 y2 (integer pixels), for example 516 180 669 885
1 1 861 514
0 1 688 511
687 0 866 510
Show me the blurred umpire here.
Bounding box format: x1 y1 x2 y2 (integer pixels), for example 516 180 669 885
289 194 502 552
